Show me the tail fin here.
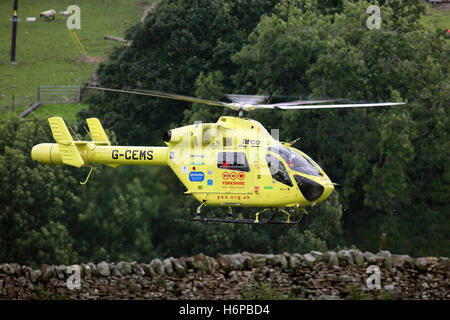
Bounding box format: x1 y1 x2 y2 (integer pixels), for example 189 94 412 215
48 117 85 168
48 117 74 144
86 118 119 168
86 118 111 145
86 117 119 168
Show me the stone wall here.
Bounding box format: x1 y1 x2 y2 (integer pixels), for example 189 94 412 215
0 250 449 300
430 1 450 11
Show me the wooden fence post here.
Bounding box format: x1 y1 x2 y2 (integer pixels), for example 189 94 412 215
379 233 387 252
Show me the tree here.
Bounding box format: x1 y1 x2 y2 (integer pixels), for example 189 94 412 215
83 0 279 146
0 116 83 267
2 0 447 268
226 0 449 255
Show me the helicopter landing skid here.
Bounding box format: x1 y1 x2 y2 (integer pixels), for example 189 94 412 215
192 208 308 225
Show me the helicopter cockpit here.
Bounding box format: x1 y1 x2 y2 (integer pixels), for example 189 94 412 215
267 145 322 177
265 153 293 187
266 145 327 202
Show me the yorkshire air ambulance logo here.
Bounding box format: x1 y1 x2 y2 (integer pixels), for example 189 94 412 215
222 171 245 180
222 171 245 186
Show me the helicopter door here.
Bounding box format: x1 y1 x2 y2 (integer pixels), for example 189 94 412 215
217 151 252 196
265 153 294 193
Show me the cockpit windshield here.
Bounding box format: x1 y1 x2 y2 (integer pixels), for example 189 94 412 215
268 145 322 176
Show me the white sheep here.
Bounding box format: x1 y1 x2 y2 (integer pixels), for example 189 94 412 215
40 9 56 21
60 11 69 18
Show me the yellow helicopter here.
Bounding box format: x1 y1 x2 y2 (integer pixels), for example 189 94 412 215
31 87 404 225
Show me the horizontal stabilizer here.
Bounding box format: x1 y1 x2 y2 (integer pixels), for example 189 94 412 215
58 144 85 168
48 117 85 168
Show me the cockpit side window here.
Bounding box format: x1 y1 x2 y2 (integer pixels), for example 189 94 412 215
265 154 293 187
268 146 322 176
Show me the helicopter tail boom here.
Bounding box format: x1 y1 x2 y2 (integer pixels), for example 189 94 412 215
31 117 169 167
31 143 169 167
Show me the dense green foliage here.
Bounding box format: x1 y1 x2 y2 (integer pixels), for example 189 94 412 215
1 0 448 266
82 0 279 144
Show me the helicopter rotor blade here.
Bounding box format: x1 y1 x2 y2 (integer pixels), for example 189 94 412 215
277 102 405 109
252 102 406 110
87 86 241 110
87 86 405 112
253 99 343 108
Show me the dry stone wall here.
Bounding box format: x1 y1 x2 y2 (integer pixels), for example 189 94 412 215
0 250 449 300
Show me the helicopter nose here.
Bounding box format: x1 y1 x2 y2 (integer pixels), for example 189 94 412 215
295 175 325 202
320 181 334 201
295 174 335 204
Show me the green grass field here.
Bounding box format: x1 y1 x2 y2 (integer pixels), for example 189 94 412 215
0 102 89 122
0 0 152 115
421 3 450 31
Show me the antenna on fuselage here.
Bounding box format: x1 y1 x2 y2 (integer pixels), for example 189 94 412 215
289 137 301 146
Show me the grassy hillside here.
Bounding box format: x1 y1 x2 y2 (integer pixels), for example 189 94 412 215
421 2 450 31
0 0 151 114
0 102 89 122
